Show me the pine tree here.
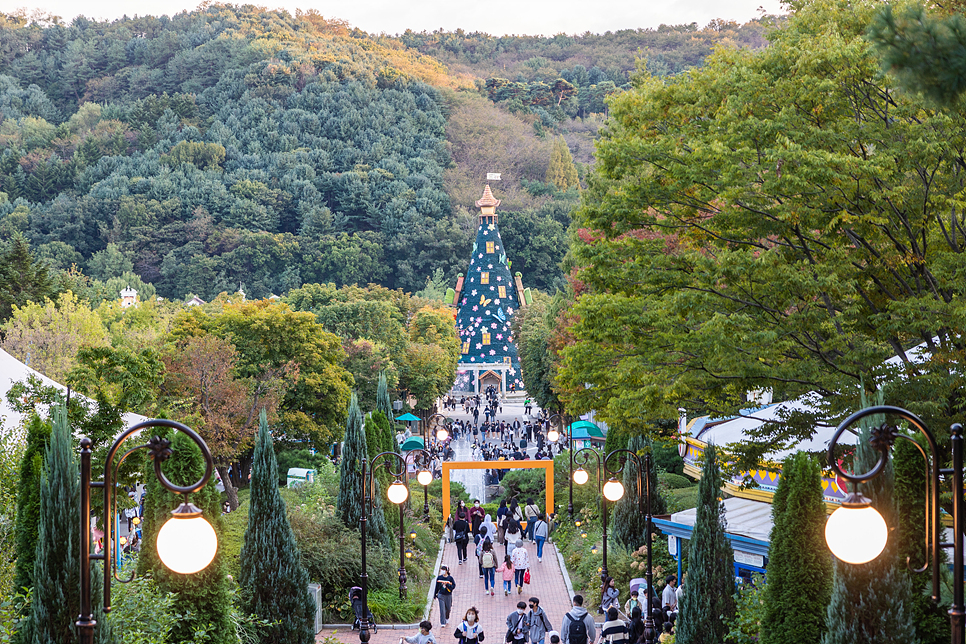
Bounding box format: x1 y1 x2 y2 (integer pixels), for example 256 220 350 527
676 444 735 644
12 414 51 595
239 410 315 644
545 136 579 190
23 403 113 644
337 394 391 548
760 451 832 644
612 435 665 549
822 406 917 644
138 430 234 644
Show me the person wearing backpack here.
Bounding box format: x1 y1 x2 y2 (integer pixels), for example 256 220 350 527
561 595 596 644
454 515 471 565
527 597 553 644
481 541 498 596
532 514 549 562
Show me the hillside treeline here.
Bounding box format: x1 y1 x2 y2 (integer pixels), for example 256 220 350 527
0 6 468 299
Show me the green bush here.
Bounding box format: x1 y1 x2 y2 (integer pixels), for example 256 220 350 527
110 574 184 644
500 468 546 505
727 574 767 644
667 487 700 513
275 448 328 486
659 473 693 489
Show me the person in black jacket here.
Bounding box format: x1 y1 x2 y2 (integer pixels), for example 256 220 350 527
435 565 456 625
454 516 471 564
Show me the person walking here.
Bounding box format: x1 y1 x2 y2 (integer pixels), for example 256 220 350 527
469 500 485 535
532 514 549 563
480 514 497 544
561 595 596 644
496 500 508 544
510 539 529 594
523 499 540 542
455 607 484 644
435 565 456 626
505 521 522 558
627 607 645 644
601 608 628 644
496 554 515 596
527 597 553 644
506 602 530 644
454 515 471 565
661 575 678 623
480 540 497 596
401 621 438 644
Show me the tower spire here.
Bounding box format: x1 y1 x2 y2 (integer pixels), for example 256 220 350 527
476 184 501 225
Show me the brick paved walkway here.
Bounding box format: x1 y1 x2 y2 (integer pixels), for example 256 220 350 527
323 539 579 644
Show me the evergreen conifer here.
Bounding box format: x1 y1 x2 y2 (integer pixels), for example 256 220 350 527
337 394 391 547
239 410 315 644
676 444 735 644
23 403 113 644
376 373 400 453
822 407 917 644
138 430 234 644
760 452 831 644
12 414 50 595
612 435 665 549
545 136 579 190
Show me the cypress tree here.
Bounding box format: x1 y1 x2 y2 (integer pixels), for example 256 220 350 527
376 373 400 454
138 430 234 644
760 451 832 644
239 410 315 644
822 408 917 644
23 403 112 644
612 435 665 550
13 414 51 595
676 443 735 644
337 394 391 548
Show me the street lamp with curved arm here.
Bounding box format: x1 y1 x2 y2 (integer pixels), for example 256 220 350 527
825 406 946 612
571 447 643 578
78 419 216 644
357 448 434 644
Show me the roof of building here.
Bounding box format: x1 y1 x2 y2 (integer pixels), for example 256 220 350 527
475 184 501 208
0 348 148 434
670 497 774 542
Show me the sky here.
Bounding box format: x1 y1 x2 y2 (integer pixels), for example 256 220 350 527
0 0 787 36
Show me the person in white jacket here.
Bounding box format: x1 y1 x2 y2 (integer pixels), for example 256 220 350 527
510 540 530 594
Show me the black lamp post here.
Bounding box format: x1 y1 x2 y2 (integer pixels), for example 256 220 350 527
571 446 643 582
825 405 958 643
78 419 217 644
358 447 434 642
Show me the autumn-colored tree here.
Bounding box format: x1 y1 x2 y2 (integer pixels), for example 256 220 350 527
162 334 286 510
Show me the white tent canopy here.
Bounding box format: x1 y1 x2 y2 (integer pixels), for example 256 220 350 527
0 348 148 433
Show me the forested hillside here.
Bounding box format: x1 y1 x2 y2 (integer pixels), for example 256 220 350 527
0 6 468 299
0 6 774 303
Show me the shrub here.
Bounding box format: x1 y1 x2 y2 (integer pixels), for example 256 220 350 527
727 574 767 644
659 473 693 489
499 468 546 505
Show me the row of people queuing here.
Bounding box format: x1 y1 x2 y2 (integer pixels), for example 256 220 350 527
599 574 683 643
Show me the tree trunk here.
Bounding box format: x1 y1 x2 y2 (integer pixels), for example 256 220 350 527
217 465 240 511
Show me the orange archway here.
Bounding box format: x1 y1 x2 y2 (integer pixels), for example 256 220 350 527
441 460 554 522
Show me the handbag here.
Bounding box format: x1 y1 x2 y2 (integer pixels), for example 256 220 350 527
524 569 531 585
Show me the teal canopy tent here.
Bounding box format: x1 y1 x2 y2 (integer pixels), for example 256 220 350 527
396 413 421 422
401 436 425 451
569 420 606 442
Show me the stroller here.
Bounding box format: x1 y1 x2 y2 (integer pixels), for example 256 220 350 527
350 587 378 633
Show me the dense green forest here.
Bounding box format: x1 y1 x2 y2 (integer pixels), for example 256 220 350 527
0 5 773 302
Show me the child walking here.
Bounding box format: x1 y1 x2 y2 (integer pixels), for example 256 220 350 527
496 554 515 596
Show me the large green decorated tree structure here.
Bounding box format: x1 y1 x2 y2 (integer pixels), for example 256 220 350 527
449 185 528 392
